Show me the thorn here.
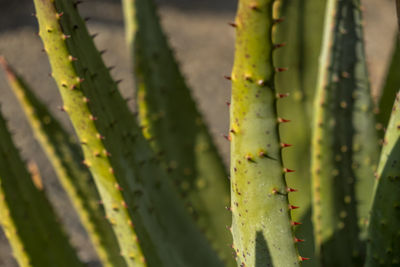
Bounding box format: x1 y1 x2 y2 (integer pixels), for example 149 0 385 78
225 206 232 211
68 55 77 61
287 187 298 192
258 150 267 157
257 79 266 86
224 75 232 80
56 12 64 19
284 168 295 173
83 97 90 103
226 101 231 107
223 134 232 141
291 221 302 226
115 183 123 191
100 50 107 55
62 34 71 40
278 118 291 123
89 115 97 121
276 93 289 98
91 33 99 39
104 150 111 157
294 237 304 243
245 154 254 162
289 205 299 210
58 106 66 112
299 256 310 261
276 67 288 72
121 201 128 208
273 18 285 24
108 66 115 71
274 43 286 49
228 22 237 28
82 160 90 167
97 134 105 140
281 143 292 148
109 168 114 174
31 13 37 17
77 77 85 83
115 79 123 84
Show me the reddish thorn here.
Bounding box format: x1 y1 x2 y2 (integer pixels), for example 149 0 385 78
273 18 285 24
287 187 298 192
277 93 289 98
226 101 231 107
274 43 286 49
294 237 305 243
224 75 232 80
281 143 292 148
228 22 237 28
289 205 299 210
300 257 310 261
89 115 98 121
276 67 288 72
278 117 291 123
62 34 71 39
121 201 128 208
109 168 114 174
68 55 77 61
291 221 302 226
115 183 123 191
57 12 64 18
223 134 232 141
284 168 295 173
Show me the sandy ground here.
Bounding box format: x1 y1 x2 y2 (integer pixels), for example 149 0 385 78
0 0 397 266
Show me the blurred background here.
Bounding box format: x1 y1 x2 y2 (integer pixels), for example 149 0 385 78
0 0 397 266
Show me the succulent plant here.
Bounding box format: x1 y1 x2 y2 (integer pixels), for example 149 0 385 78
0 0 399 266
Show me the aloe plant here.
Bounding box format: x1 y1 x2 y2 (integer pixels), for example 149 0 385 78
0 0 399 266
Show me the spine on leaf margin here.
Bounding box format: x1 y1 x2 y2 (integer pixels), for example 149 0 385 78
121 0 233 264
34 0 223 266
311 0 378 265
0 110 83 267
230 0 302 266
366 93 400 266
0 57 127 267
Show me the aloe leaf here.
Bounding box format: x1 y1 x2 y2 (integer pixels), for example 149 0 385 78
0 109 84 267
121 0 233 264
33 0 223 266
273 0 327 265
365 92 400 266
230 1 301 266
0 57 126 267
311 0 379 265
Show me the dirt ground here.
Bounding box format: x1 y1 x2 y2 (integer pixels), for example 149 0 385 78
0 0 397 266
